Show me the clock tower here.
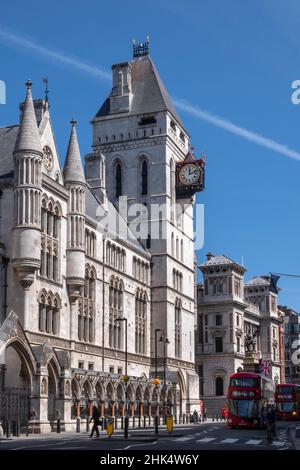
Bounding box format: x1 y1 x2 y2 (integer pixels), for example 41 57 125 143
85 39 205 413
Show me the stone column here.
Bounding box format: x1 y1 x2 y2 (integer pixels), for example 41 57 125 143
0 364 6 389
100 401 104 417
76 400 80 417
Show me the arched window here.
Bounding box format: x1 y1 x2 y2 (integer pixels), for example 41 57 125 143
38 291 61 335
175 298 181 358
109 277 124 349
78 266 96 343
115 162 122 198
215 377 224 396
141 160 148 196
135 290 147 355
41 198 60 282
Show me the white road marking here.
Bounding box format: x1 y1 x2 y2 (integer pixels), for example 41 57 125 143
196 437 217 443
121 441 158 451
271 441 285 446
245 439 262 445
220 438 238 444
175 436 194 442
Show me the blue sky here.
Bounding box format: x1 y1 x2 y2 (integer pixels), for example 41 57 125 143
1 0 300 309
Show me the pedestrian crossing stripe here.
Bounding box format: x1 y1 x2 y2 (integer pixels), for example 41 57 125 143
220 438 239 444
196 437 217 443
245 439 262 445
175 437 193 442
272 441 286 446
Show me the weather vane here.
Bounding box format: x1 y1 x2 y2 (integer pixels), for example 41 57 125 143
43 77 49 103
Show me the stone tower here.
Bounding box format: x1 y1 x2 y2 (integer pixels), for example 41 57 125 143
63 119 86 340
85 42 200 410
12 80 43 329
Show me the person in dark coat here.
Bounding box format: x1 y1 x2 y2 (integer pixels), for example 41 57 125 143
90 406 101 438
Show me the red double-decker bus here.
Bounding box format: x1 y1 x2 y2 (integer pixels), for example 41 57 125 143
275 384 300 420
227 372 274 428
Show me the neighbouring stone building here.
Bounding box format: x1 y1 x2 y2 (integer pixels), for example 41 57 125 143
0 42 202 432
279 305 300 384
195 253 283 416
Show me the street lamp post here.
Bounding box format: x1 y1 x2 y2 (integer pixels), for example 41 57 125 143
159 335 170 389
159 334 170 423
115 317 128 439
154 328 162 380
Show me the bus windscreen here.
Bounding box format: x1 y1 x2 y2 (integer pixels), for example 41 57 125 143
230 377 259 388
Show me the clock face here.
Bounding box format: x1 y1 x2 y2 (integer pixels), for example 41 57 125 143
179 163 200 185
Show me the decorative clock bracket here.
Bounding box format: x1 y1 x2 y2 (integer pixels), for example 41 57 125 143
175 148 205 199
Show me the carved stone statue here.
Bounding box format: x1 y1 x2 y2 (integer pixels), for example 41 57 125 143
244 327 259 352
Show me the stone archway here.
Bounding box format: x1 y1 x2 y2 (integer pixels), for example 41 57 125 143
115 382 125 417
0 313 37 431
47 362 57 422
4 343 31 389
0 342 32 431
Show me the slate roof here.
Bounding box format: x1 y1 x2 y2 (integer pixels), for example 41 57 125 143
85 187 149 255
95 55 184 127
201 254 237 267
245 276 270 286
0 125 19 177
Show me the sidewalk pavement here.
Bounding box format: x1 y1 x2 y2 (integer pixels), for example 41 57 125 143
290 424 300 450
0 419 218 442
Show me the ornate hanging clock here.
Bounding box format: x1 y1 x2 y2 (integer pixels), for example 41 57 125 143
176 149 205 198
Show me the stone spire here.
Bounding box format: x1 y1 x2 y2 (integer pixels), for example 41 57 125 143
14 80 42 155
63 118 85 184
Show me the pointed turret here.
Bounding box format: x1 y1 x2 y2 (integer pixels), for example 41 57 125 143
14 80 42 155
63 118 85 184
12 81 43 332
64 119 86 305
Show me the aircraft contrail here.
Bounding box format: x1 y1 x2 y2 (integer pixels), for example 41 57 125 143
1 26 300 161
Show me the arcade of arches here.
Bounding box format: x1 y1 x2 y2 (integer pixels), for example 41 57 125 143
0 312 186 432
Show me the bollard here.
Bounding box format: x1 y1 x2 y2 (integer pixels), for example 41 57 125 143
138 416 141 428
115 417 118 430
86 417 90 433
133 417 135 428
155 415 159 435
76 417 80 433
16 419 20 437
212 416 215 422
143 416 146 428
121 416 124 429
6 420 11 438
57 419 61 433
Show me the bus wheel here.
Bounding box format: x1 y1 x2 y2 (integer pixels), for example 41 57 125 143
230 426 236 429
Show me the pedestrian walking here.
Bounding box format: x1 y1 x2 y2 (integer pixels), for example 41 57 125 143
89 406 101 438
266 404 276 444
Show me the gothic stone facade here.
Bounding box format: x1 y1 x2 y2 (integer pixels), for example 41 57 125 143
0 53 199 432
195 254 282 416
